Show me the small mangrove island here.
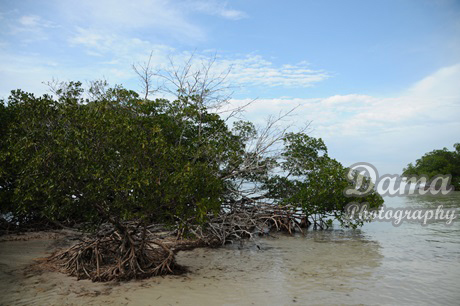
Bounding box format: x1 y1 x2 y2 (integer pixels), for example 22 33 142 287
0 68 383 282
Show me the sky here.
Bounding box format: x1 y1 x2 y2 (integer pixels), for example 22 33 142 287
1 0 460 175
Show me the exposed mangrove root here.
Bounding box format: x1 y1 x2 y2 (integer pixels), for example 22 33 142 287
47 225 206 282
46 202 317 282
191 202 311 246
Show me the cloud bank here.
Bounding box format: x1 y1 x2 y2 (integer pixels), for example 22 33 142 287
229 63 460 174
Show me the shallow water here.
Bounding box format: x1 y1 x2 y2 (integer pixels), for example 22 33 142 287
1 192 459 305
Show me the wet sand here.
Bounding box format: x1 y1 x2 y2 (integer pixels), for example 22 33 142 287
0 231 383 306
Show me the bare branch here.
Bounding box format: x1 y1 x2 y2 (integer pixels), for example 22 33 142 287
133 51 157 100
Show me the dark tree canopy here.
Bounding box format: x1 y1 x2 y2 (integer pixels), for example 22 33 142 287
0 81 383 231
403 144 460 189
0 83 239 228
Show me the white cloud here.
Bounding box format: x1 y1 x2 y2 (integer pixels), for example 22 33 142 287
228 63 460 174
186 1 248 20
3 0 248 45
234 63 460 135
219 55 329 87
52 0 205 43
18 15 40 27
406 63 460 99
219 9 247 20
15 14 56 30
55 0 247 43
4 14 58 42
66 29 330 89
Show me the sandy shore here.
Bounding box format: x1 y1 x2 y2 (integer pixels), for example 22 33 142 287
0 232 113 305
0 230 386 306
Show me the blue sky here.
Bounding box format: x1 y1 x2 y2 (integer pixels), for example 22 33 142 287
1 0 460 175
